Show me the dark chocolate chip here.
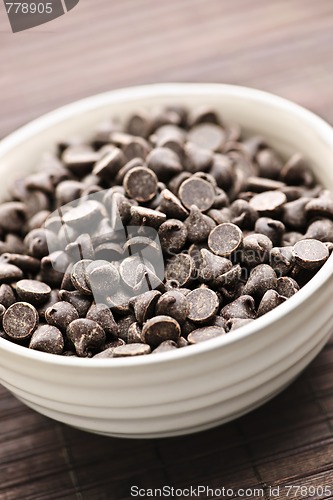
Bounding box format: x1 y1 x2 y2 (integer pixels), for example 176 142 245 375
280 153 314 186
303 218 333 242
16 280 51 306
45 301 79 331
184 205 216 243
0 284 16 308
188 123 226 151
70 259 93 295
0 202 26 233
67 318 105 357
208 223 243 257
113 343 151 357
92 147 126 179
220 295 256 320
187 288 219 323
241 233 273 267
29 325 64 355
243 264 277 299
179 177 215 212
130 290 161 324
276 276 300 298
142 315 181 347
157 189 188 220
123 167 158 202
230 199 258 230
292 239 329 270
146 147 182 181
152 340 178 353
158 219 187 255
282 197 311 230
257 289 286 317
187 326 225 344
0 263 23 283
3 302 38 339
156 290 189 324
165 253 196 286
59 290 92 317
249 190 287 215
199 248 232 283
305 190 333 219
270 246 294 277
254 217 285 246
130 205 166 228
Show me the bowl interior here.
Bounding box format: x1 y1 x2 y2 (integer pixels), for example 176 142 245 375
1 83 333 366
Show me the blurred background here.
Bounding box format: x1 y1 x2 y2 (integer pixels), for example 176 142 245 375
1 1 333 499
1 0 333 137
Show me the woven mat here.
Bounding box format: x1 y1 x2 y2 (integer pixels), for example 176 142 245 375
1 1 333 498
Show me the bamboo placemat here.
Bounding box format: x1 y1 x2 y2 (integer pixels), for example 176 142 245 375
1 1 333 498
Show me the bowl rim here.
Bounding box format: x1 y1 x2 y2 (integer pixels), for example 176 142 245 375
1 82 333 368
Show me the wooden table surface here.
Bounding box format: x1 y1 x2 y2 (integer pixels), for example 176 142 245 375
1 1 333 499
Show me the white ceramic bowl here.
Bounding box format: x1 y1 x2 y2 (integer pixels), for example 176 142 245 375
1 83 333 439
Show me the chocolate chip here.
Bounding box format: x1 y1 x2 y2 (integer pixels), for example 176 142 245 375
246 176 285 192
0 263 23 283
157 189 188 220
187 325 225 344
62 147 98 176
142 315 181 347
305 190 333 219
55 180 83 207
87 260 120 303
188 106 221 127
209 154 234 191
199 249 232 283
0 253 40 274
24 228 58 259
70 259 92 295
280 153 314 186
243 264 277 300
156 290 189 324
158 219 187 255
188 123 226 151
147 147 182 181
184 205 216 243
249 190 287 215
179 177 215 212
282 197 311 230
45 301 79 331
241 233 273 267
0 284 16 308
15 280 51 306
207 208 231 225
0 202 26 233
123 137 151 161
183 142 213 173
270 246 294 277
59 290 92 317
276 276 300 298
165 253 196 286
130 290 161 324
292 239 329 270
257 290 286 317
255 148 282 179
86 303 119 337
208 223 243 257
126 110 153 138
254 218 285 246
303 218 333 242
130 205 166 228
230 200 258 230
29 325 64 355
3 302 38 339
187 288 219 323
113 343 151 357
67 318 105 357
152 340 178 353
38 289 60 319
92 147 126 179
282 231 303 247
220 295 256 320
123 166 158 202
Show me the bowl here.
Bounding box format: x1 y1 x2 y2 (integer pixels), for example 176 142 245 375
1 83 333 439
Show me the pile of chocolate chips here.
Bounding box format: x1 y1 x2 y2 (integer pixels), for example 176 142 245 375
0 105 332 358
